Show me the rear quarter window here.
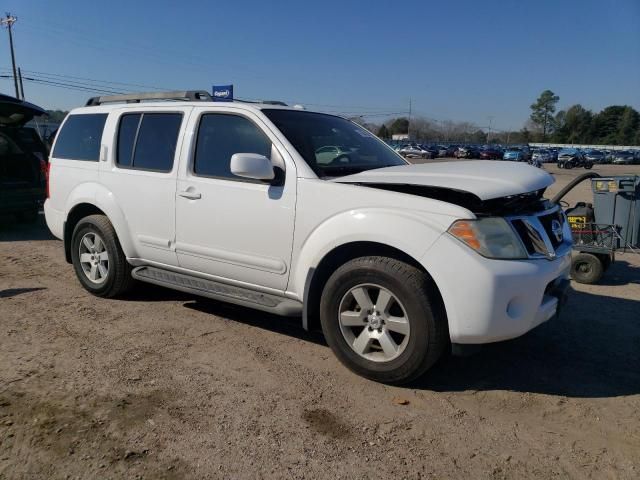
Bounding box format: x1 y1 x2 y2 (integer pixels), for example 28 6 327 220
52 114 108 161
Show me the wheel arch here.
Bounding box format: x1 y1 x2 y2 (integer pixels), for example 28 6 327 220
63 200 134 264
302 241 446 332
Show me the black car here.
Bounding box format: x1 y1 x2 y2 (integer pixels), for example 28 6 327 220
0 94 48 222
557 149 593 170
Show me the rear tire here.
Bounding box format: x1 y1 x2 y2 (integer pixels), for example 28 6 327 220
571 253 604 284
320 256 448 384
70 214 134 298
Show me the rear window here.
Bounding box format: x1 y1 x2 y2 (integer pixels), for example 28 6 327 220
52 114 107 161
116 113 183 172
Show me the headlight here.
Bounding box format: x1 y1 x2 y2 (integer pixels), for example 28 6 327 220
448 218 528 259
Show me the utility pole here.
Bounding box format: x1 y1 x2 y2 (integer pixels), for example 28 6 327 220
17 67 24 99
408 97 412 140
486 115 494 144
0 14 19 98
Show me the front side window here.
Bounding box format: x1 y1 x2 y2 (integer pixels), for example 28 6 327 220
262 109 406 178
116 113 182 172
52 113 108 161
193 114 271 179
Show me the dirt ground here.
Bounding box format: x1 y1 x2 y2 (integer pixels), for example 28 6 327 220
1 163 639 479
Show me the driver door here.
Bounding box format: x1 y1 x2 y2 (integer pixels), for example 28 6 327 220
175 108 296 291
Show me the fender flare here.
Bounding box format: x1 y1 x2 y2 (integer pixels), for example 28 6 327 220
290 208 452 327
64 182 136 258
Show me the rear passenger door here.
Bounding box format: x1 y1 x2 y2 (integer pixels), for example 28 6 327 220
175 108 296 292
101 107 190 266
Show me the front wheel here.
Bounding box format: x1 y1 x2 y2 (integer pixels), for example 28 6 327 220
584 162 593 170
320 256 448 384
71 214 134 298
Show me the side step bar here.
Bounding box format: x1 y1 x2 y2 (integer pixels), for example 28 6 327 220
132 266 302 316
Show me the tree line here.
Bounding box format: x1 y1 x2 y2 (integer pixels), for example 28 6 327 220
369 91 639 146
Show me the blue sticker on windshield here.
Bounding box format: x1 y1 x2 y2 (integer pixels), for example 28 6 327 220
212 85 233 101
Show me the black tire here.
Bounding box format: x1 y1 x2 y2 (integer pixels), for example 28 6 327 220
565 161 574 170
557 162 563 169
584 162 593 170
571 253 604 284
319 256 448 385
597 254 612 272
70 214 134 298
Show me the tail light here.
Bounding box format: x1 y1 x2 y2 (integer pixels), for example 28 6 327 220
45 161 51 199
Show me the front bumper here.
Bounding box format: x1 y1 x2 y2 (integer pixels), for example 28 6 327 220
421 233 572 344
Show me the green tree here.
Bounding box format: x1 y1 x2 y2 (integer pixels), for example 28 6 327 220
45 110 69 123
376 124 390 139
591 105 627 144
530 90 559 141
616 107 639 145
388 117 409 135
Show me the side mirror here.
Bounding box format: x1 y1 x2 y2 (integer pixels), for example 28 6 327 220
230 153 275 181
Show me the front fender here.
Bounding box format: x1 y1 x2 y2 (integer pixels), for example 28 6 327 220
289 207 454 297
65 182 136 258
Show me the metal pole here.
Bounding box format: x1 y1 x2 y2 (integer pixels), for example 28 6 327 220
1 15 20 98
18 67 24 99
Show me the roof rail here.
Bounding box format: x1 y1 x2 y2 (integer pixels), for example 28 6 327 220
85 90 213 106
235 99 288 106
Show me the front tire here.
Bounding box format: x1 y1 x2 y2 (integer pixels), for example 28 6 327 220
320 256 447 384
71 214 134 298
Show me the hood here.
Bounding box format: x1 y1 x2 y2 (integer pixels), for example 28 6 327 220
0 94 47 127
333 161 554 201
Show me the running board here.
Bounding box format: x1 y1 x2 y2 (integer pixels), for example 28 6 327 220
131 266 302 316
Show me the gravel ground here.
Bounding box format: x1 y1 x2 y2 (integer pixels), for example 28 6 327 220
0 162 639 479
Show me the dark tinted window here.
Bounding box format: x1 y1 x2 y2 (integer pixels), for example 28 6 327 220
116 113 141 167
194 114 271 179
116 113 182 172
262 109 405 178
52 114 107 161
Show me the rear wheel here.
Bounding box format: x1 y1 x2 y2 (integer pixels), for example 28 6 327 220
320 256 447 384
571 253 604 284
71 214 134 298
584 161 593 170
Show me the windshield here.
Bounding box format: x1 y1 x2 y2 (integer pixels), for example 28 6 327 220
262 109 407 177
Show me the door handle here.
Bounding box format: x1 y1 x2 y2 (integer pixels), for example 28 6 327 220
179 190 201 200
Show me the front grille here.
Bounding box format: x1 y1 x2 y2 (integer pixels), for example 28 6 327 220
507 206 569 259
538 210 565 249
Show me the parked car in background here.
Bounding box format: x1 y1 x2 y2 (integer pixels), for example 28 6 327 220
531 149 553 163
437 145 451 157
612 150 636 165
557 148 592 169
399 144 434 159
503 147 529 162
585 150 607 164
479 147 503 160
315 145 353 164
0 94 48 222
454 146 479 159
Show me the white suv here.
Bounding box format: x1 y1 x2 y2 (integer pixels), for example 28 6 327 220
45 90 572 384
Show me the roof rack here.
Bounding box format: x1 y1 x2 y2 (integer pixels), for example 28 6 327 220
85 90 213 106
235 99 288 106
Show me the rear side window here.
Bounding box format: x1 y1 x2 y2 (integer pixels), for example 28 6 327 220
116 113 183 172
52 114 107 161
193 114 271 179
